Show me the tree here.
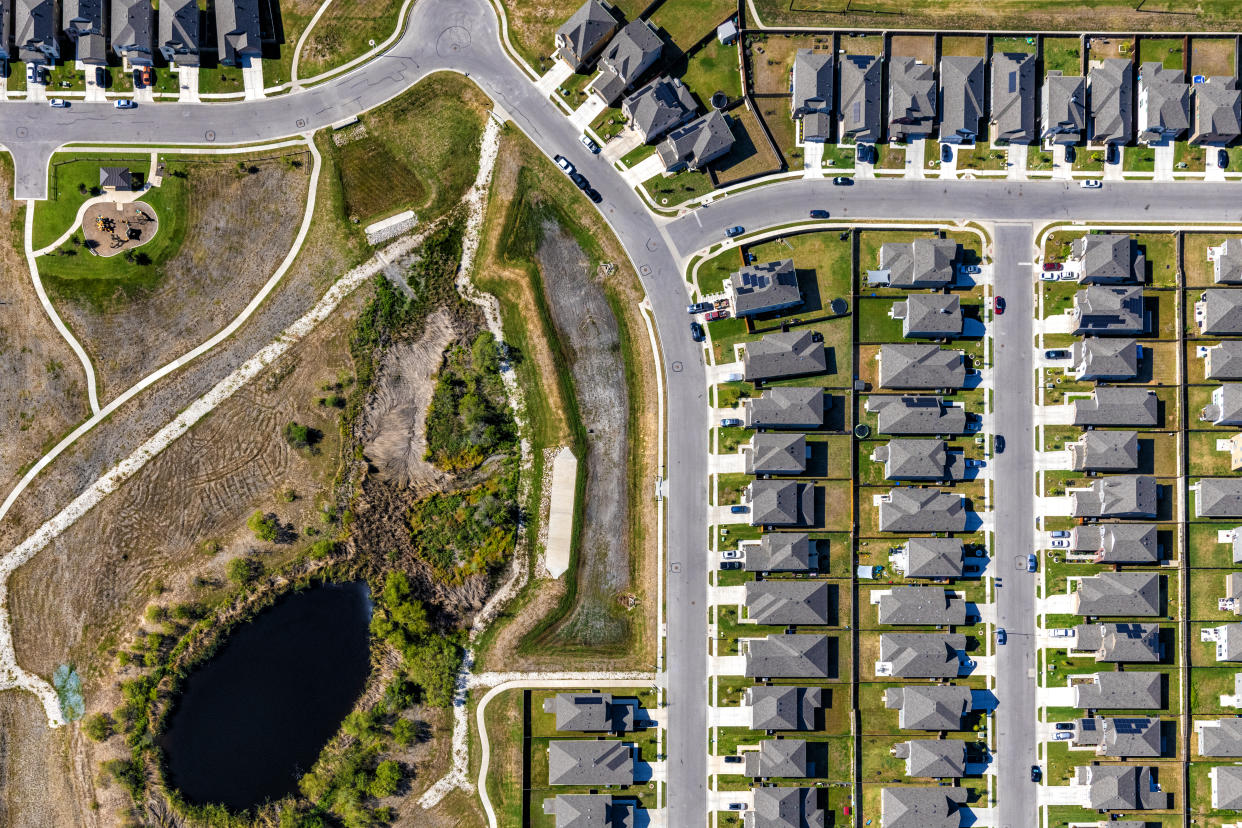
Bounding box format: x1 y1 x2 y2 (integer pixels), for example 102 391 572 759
247 511 279 542
83 712 114 742
391 717 417 747
227 555 264 586
403 637 461 707
284 421 321 450
369 760 401 798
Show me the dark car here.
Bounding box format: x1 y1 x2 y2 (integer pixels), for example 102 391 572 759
1055 722 1075 731
1220 149 1230 169
725 225 745 238
719 561 742 570
1030 765 1042 783
690 322 705 342
1064 145 1076 163
723 755 744 764
729 504 748 514
1106 144 1119 165
994 296 1006 315
688 301 712 314
1045 349 1068 359
570 172 589 191
1042 262 1064 272
855 144 871 163
940 144 953 163
996 628 1007 645
585 187 602 204
994 435 1005 454
832 176 853 186
810 209 830 219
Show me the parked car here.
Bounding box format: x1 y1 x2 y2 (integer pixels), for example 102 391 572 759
727 803 747 811
1220 149 1230 169
1030 765 1042 783
855 144 872 164
994 435 1005 453
832 176 853 186
1080 179 1103 189
729 505 748 514
722 550 740 559
1053 731 1073 740
26 63 37 83
719 561 742 570
1026 553 1038 573
965 459 985 468
114 99 138 109
960 264 981 274
723 755 744 764
941 144 953 163
688 302 712 314
720 417 743 427
1039 271 1060 281
585 188 603 204
1055 722 1076 731
725 225 745 238
570 172 589 190
690 322 705 342
48 98 68 108
1045 349 1068 359
722 372 743 382
994 296 1006 315
1063 145 1076 163
996 628 1007 645
809 209 830 219
579 134 600 153
554 155 574 175
705 309 729 322
1105 144 1119 165
141 66 154 87
1050 627 1074 638
714 298 730 309
1050 539 1069 549
1042 262 1064 272
1050 530 1070 538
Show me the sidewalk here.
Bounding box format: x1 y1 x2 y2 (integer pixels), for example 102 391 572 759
242 58 265 100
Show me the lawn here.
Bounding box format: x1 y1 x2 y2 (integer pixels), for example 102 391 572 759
1185 232 1229 286
941 36 986 57
1188 431 1236 477
197 64 246 95
1027 145 1054 171
298 0 407 79
681 37 742 103
956 144 1008 171
1043 37 1082 75
649 0 737 48
1140 37 1186 71
35 154 154 249
263 0 320 88
1176 140 1206 171
714 109 783 186
1124 144 1156 172
994 36 1037 55
643 167 715 207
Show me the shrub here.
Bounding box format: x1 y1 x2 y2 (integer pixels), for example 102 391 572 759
370 760 401 798
283 421 322 449
391 717 417 747
402 636 461 707
308 538 337 560
83 712 114 742
227 556 264 586
144 604 167 624
247 511 280 542
100 758 145 798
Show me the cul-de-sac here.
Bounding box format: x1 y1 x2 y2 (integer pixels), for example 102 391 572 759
6 1 1242 827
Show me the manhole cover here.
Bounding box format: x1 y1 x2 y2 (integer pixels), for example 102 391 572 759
204 130 216 142
436 25 471 56
671 361 683 373
15 126 27 139
296 118 306 128
670 562 681 573
641 265 651 275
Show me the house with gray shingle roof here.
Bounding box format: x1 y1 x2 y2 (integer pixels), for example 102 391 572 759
1138 61 1190 144
744 533 816 572
1088 58 1133 145
871 439 963 481
885 685 973 730
897 537 965 579
895 739 967 778
1214 238 1242 284
990 52 1036 144
889 57 936 141
877 586 967 626
743 330 828 382
1071 338 1140 381
657 109 735 171
1192 76 1242 145
744 739 812 778
548 740 635 786
542 794 636 828
744 387 826 430
1073 572 1162 617
839 53 882 143
1198 717 1242 756
543 693 635 733
1076 764 1169 810
1205 341 1242 380
1211 765 1242 810
878 238 958 288
1204 622 1242 661
1198 289 1242 335
1043 71 1086 144
1072 388 1159 427
1072 671 1162 709
745 685 821 731
792 50 834 142
214 0 261 67
590 19 662 104
157 0 198 66
1073 716 1162 757
939 56 984 143
1072 234 1144 284
622 76 697 143
727 259 802 318
1072 623 1162 662
15 0 58 62
744 580 829 626
880 787 967 828
879 488 967 533
1068 430 1140 472
63 0 106 65
878 344 967 390
0 1 9 60
893 294 963 338
745 634 829 679
1201 384 1242 426
555 0 620 72
1070 523 1160 564
1073 286 1145 335
1070 475 1157 519
111 0 153 64
747 480 815 527
877 633 967 678
868 395 969 435
746 787 824 828
746 433 807 476
1195 478 1242 517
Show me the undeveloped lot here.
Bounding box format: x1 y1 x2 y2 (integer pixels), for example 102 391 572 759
298 0 405 78
890 34 935 65
748 35 826 96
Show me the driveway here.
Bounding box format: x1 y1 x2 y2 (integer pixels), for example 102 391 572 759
242 58 265 100
938 143 958 179
175 65 199 103
905 139 927 178
534 60 574 97
1154 141 1175 181
621 153 665 187
1007 144 1028 180
802 141 824 177
569 95 606 132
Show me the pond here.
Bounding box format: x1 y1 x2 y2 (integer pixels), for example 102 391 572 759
161 581 373 811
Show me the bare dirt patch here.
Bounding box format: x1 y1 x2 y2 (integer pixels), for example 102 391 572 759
748 35 827 96
890 35 935 65
1191 37 1236 77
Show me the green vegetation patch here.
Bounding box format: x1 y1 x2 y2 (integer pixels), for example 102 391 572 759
426 332 517 472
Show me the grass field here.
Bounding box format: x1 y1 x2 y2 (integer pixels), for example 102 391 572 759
1043 37 1082 75
34 154 155 249
681 38 742 102
298 0 406 79
649 0 738 47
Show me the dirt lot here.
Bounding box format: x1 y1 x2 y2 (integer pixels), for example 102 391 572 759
50 153 311 405
1191 38 1236 77
748 34 829 96
890 35 935 65
1087 36 1133 64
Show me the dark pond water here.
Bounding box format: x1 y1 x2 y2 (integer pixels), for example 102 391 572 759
161 581 372 811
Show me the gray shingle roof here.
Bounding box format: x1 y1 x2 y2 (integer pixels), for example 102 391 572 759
1073 716 1162 756
1192 76 1242 144
744 330 828 382
940 56 984 141
1205 340 1242 380
868 395 969 435
1072 234 1144 284
747 432 807 476
793 50 834 128
1199 289 1242 334
745 387 826 429
1071 475 1158 518
657 108 735 170
111 0 153 62
748 480 814 527
879 633 966 678
879 344 966 389
1079 764 1169 810
895 294 963 338
99 167 133 190
1074 572 1161 617
555 0 620 71
880 787 967 828
896 739 967 778
1198 717 1242 757
214 0 261 66
884 685 973 730
1196 477 1242 517
1069 430 1139 472
839 54 882 143
1072 388 1159 426
1138 61 1190 143
879 487 968 533
878 586 968 626
889 57 936 139
902 537 965 578
622 76 697 143
729 259 802 317
744 738 811 778
1073 623 1162 661
991 52 1036 143
596 19 662 91
1071 338 1140 381
543 693 634 732
1212 765 1242 810
744 533 815 572
542 794 635 828
745 634 829 679
1216 238 1242 284
15 0 59 62
1072 671 1162 709
1204 383 1242 425
62 0 102 35
745 787 824 828
873 439 959 481
157 0 198 65
1043 71 1086 143
1070 523 1160 564
1073 286 1145 335
548 740 635 786
878 238 958 288
745 580 829 625
745 685 822 731
1088 58 1133 144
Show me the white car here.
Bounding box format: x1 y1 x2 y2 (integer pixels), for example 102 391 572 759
554 154 574 175
723 372 743 383
1039 271 1060 281
1053 731 1074 740
1050 539 1069 548
48 98 68 108
114 99 137 109
722 550 740 560
1051 628 1074 638
579 134 600 153
1080 179 1103 189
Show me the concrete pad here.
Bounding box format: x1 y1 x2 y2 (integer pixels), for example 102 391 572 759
26 78 47 102
1007 143 1029 180
709 361 745 385
905 139 927 179
1038 495 1073 516
621 153 665 187
1038 313 1074 335
709 705 750 727
710 655 747 676
1051 144 1073 180
1104 146 1125 180
1037 685 1077 707
709 451 745 475
242 58 265 100
1207 145 1228 181
1154 141 1175 181
802 141 825 177
1040 593 1075 615
938 143 958 179
543 448 579 578
1035 449 1072 472
80 61 107 102
175 65 200 103
1037 783 1091 806
603 128 643 163
535 59 574 97
569 95 606 132
1036 404 1076 426
709 585 745 606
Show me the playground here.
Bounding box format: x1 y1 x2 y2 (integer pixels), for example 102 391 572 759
80 202 160 257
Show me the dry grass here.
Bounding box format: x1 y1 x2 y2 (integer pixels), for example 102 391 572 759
714 109 783 186
890 35 935 65
298 0 406 79
748 34 825 96
1191 38 1236 76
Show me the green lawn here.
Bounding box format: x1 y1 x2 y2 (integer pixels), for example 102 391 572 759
649 0 738 48
643 167 715 206
1176 141 1206 171
34 154 154 249
198 64 246 95
1140 37 1186 70
680 38 742 102
1042 37 1082 75
1124 144 1156 172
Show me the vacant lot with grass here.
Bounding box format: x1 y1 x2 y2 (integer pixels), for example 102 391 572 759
298 0 406 78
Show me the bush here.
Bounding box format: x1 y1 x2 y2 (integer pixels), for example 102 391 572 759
83 712 114 742
248 511 280 542
369 760 401 798
144 604 167 624
227 556 264 586
100 758 145 798
308 538 338 560
391 717 417 747
424 332 516 472
402 636 461 707
283 421 322 450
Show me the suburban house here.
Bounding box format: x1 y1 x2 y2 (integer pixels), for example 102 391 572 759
895 739 967 778
657 109 735 172
745 685 822 731
1072 387 1159 427
1191 76 1242 144
1201 384 1242 426
62 0 106 65
554 0 620 72
1070 475 1158 519
1138 61 1190 144
990 52 1036 144
744 580 830 626
745 634 830 679
1072 286 1145 335
743 533 817 572
1071 234 1145 283
1042 71 1086 144
622 76 697 143
878 487 967 533
877 238 959 288
871 438 964 481
893 537 965 579
876 586 967 626
884 685 973 730
1213 237 1242 284
1212 766 1242 811
893 294 963 338
742 330 827 382
1072 671 1163 709
1204 340 1242 380
876 633 967 678
15 0 57 62
744 739 812 778
838 53 883 143
1068 430 1140 472
110 0 153 64
1072 572 1162 617
939 56 985 143
747 479 815 527
1087 58 1133 145
880 786 967 828
1072 716 1161 757
1070 523 1160 564
214 0 262 67
878 344 967 390
727 259 802 318
1224 571 1242 613
542 794 636 828
745 432 808 476
1195 478 1242 517
889 57 937 141
157 0 198 65
867 395 969 435
1198 718 1242 756
792 49 834 142
1076 764 1169 810
1203 622 1242 661
1071 623 1162 662
1197 289 1242 335
543 693 635 733
1070 338 1140 381
748 787 824 828
744 387 826 430
590 19 663 104
547 740 635 786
